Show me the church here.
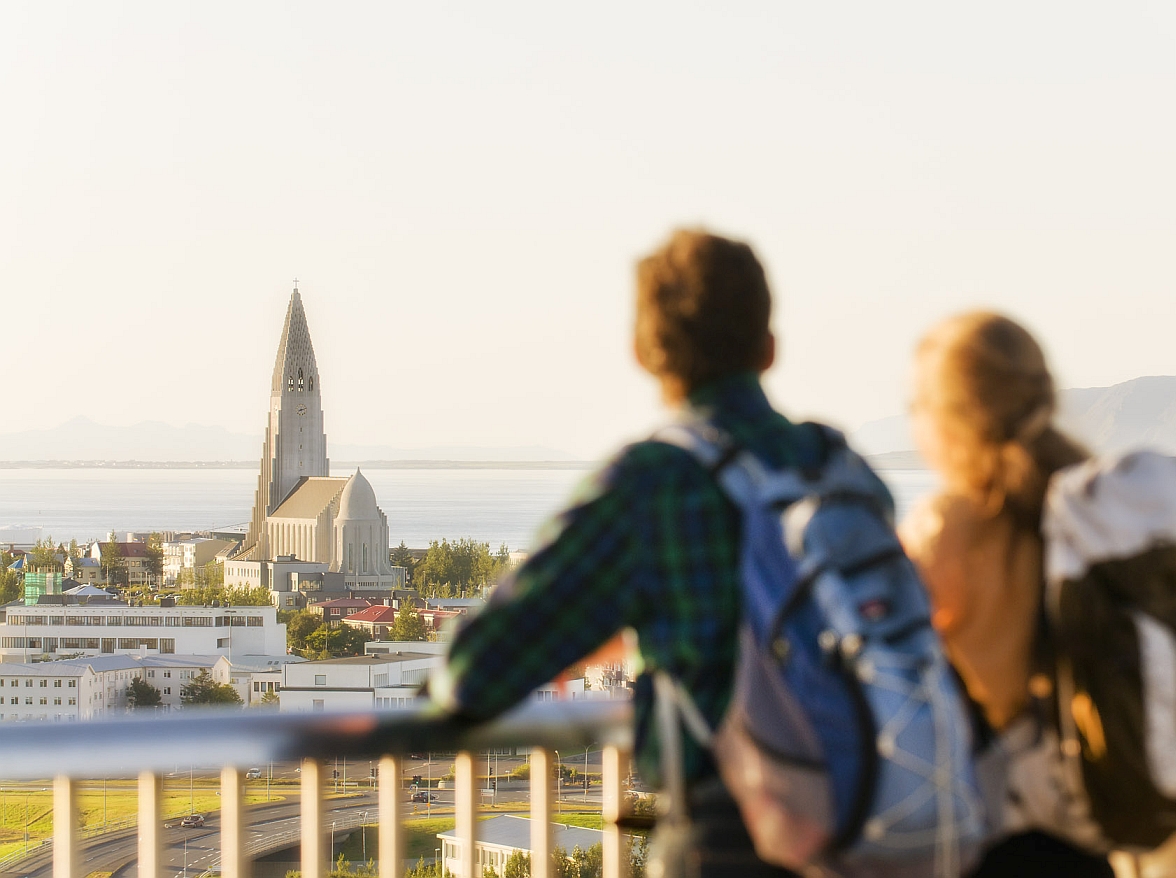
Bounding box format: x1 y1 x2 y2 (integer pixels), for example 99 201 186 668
224 285 404 603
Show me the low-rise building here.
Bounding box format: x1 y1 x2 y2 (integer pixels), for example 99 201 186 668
308 598 372 627
0 662 99 722
438 815 602 878
340 605 398 639
0 604 287 662
163 538 237 586
88 541 151 586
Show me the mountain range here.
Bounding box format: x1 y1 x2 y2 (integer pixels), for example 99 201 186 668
853 376 1176 462
0 417 576 463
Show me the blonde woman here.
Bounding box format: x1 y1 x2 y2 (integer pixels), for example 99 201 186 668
898 312 1111 877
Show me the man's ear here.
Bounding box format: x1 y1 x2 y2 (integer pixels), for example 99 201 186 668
759 332 777 372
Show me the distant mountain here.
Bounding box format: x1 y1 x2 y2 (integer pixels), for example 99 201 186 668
0 417 577 463
854 376 1176 458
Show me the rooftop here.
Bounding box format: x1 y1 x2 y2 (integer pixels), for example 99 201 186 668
438 814 603 852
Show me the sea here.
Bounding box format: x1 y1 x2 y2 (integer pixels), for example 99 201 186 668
0 466 938 550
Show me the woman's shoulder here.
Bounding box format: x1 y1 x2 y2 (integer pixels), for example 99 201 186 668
900 490 987 559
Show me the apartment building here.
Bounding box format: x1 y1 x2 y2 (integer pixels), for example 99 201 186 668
0 662 101 722
0 604 287 662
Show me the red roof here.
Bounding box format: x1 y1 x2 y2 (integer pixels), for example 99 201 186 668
343 606 398 624
116 542 148 557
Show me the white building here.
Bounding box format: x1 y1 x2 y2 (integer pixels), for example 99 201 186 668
0 604 287 662
163 538 238 586
438 815 603 878
0 662 99 722
281 644 584 713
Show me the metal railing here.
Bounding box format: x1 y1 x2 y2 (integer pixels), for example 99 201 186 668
0 700 634 878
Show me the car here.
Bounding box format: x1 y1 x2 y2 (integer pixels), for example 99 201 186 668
411 792 437 803
180 814 205 828
245 768 263 779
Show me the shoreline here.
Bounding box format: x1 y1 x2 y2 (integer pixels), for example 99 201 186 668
0 459 595 471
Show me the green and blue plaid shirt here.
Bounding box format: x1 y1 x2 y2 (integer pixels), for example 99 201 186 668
429 372 820 782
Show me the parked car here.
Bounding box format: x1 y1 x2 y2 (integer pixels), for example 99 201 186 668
246 768 263 779
411 792 437 803
180 814 206 828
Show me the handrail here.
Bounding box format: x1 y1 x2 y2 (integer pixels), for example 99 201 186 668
0 700 637 878
0 699 633 779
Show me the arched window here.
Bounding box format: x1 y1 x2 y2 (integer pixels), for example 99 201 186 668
298 369 304 392
287 375 294 391
362 544 369 574
308 375 314 391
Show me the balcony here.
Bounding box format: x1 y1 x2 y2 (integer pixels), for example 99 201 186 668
0 700 635 878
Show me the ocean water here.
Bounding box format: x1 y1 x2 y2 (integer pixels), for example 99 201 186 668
0 466 937 550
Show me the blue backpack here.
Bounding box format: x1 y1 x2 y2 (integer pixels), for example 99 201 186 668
655 422 986 877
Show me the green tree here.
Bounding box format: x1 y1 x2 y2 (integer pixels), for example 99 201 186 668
30 537 62 572
127 676 163 709
145 533 164 585
391 599 428 641
414 538 512 598
259 688 280 708
101 535 127 587
0 549 21 603
181 671 244 706
306 623 368 658
176 585 272 606
287 609 324 654
503 851 530 878
390 542 416 581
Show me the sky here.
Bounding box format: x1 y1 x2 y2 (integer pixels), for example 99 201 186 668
2 2 1173 460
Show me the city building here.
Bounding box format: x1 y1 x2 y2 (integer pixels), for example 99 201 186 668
340 605 398 639
280 644 584 713
0 604 287 662
88 540 150 586
163 537 238 586
438 815 603 877
64 556 103 585
308 598 372 626
228 286 402 594
0 662 100 722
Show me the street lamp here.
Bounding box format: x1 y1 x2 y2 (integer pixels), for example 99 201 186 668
331 821 336 861
554 750 562 814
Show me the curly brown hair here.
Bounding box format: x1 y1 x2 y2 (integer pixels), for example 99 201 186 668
635 229 772 394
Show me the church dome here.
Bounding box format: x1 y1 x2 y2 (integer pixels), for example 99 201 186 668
336 469 381 521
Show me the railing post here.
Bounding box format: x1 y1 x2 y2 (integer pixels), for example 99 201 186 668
455 751 476 878
52 775 78 878
138 771 163 878
301 758 325 878
601 745 629 878
530 749 554 878
221 766 246 878
378 755 404 878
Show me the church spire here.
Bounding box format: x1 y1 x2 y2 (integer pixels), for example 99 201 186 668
271 287 319 396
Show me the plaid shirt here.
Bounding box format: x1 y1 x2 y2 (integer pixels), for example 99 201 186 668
428 373 819 783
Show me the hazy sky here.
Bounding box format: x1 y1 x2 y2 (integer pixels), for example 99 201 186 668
3 3 1173 459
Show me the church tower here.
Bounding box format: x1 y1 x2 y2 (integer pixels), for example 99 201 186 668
236 284 330 560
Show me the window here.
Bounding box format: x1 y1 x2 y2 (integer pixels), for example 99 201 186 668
163 688 171 695
314 675 326 686
24 697 32 705
53 698 61 706
68 698 76 705
298 368 304 391
163 672 171 679
312 699 324 712
147 671 155 678
39 697 46 705
9 698 15 705
288 375 294 391
54 680 61 688
68 680 76 688
39 680 46 687
24 680 31 687
161 639 175 654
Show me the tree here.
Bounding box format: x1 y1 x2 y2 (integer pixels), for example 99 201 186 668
503 851 530 878
100 535 127 587
181 671 243 706
413 537 512 598
30 537 62 572
390 542 416 581
0 549 21 603
391 599 428 641
259 688 280 708
176 585 272 606
127 677 163 709
287 609 324 654
145 533 164 586
306 623 368 658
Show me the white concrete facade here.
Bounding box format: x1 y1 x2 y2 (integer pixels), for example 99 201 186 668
0 605 287 662
279 653 441 713
0 663 99 722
